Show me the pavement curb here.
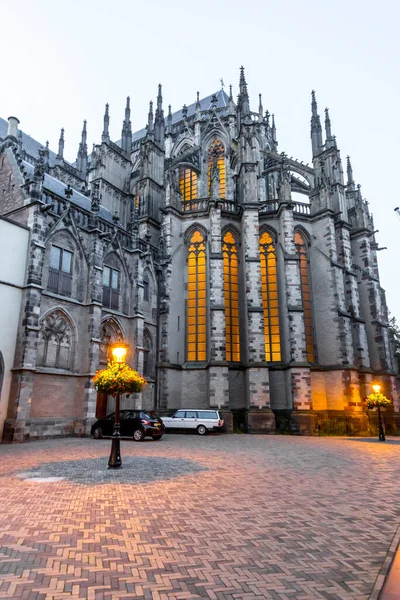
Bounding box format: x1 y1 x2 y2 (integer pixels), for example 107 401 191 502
369 523 400 600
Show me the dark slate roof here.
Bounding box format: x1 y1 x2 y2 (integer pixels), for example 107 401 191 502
132 88 231 142
22 161 113 223
0 117 59 167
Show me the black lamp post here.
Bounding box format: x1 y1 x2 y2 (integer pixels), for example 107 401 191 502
108 341 129 469
372 383 386 442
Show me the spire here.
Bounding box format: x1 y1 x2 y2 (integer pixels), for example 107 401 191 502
258 93 263 122
81 120 87 149
347 156 355 190
102 103 110 142
324 107 335 149
325 108 331 139
196 91 201 109
121 96 132 154
156 84 163 113
238 65 250 118
272 114 277 141
125 96 131 123
195 91 201 121
154 84 165 146
166 104 172 135
57 128 64 159
76 120 88 176
147 100 154 133
239 65 248 98
310 90 323 157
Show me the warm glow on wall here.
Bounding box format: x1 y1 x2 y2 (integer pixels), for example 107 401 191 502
223 231 240 362
187 230 207 361
208 138 226 198
295 231 315 363
260 231 281 362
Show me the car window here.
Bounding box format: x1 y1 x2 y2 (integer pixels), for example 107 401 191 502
174 410 186 418
186 411 197 419
141 411 158 420
124 411 136 420
198 411 218 419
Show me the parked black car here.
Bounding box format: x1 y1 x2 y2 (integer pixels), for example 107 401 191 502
91 410 165 441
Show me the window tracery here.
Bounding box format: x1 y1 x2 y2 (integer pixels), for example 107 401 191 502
187 230 207 361
208 139 226 198
37 310 74 370
295 231 315 362
259 232 281 362
223 231 240 362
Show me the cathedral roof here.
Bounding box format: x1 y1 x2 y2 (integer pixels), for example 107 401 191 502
0 117 58 166
131 88 230 142
20 160 114 223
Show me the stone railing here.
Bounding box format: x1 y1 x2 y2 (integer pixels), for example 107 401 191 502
181 197 238 213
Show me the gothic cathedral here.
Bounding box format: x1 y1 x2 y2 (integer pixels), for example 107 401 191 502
0 67 398 442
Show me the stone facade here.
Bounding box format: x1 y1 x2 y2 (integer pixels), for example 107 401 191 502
0 69 398 442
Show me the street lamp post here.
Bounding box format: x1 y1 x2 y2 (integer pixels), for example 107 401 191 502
108 342 129 469
372 383 386 442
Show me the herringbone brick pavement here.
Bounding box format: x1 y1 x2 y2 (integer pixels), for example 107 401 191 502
0 435 400 600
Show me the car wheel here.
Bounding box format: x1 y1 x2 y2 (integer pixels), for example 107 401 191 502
133 428 144 442
92 427 103 439
197 424 208 436
152 435 163 441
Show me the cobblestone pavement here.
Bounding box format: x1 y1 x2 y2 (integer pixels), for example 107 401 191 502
1 435 400 600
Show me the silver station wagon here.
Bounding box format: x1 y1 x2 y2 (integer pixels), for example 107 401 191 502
162 409 224 436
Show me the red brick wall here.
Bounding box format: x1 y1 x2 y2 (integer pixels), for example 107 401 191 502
31 373 86 418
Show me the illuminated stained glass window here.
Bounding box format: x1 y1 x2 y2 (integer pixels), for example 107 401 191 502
187 230 207 361
179 167 198 202
259 232 281 362
223 231 240 362
208 138 226 198
295 231 315 362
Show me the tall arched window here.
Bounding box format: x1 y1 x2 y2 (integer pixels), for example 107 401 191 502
259 232 281 362
179 167 198 202
223 231 240 361
208 138 226 198
143 329 153 377
187 230 207 361
295 231 315 362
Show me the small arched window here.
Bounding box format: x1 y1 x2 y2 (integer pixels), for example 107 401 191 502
179 167 198 202
37 310 74 370
208 138 226 198
223 231 240 362
295 231 315 362
259 232 281 362
187 230 207 361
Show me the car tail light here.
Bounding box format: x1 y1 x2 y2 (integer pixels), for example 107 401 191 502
141 419 151 425
218 420 223 426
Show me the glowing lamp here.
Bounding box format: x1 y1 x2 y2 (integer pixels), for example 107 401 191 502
110 341 129 364
372 383 381 394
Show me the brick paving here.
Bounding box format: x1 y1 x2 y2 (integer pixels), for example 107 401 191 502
0 435 400 600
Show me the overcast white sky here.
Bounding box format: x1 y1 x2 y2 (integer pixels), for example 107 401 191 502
1 0 399 320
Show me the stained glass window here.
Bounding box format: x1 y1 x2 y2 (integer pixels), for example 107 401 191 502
223 231 240 362
295 231 315 362
259 232 281 362
179 167 198 202
208 139 226 198
187 230 207 361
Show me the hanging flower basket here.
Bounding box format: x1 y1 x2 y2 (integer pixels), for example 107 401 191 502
365 392 391 410
93 362 147 397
